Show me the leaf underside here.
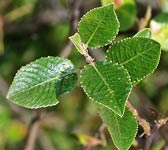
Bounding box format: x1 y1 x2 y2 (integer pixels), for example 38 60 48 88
81 61 132 116
106 37 161 85
134 28 152 38
7 57 77 109
99 106 138 150
78 4 119 48
69 33 85 54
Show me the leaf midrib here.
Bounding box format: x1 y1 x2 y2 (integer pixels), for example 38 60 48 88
91 63 121 113
120 46 152 65
86 9 108 45
113 113 122 147
92 63 114 95
8 72 75 98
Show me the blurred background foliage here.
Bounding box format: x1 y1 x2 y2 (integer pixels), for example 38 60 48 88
0 0 168 150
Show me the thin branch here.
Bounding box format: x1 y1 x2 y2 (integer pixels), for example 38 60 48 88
126 100 151 136
24 109 44 150
144 117 168 150
138 5 152 30
0 15 4 54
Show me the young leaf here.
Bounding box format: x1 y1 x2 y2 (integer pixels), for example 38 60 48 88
106 37 161 85
134 28 152 38
150 12 168 50
81 62 132 116
99 106 138 150
7 57 77 109
69 33 86 54
78 4 119 48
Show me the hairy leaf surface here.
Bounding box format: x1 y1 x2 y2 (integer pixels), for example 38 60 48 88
81 62 132 116
7 57 77 108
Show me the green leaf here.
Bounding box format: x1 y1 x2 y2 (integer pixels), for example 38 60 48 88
69 33 86 55
81 62 132 116
106 37 161 85
100 0 137 31
134 28 152 38
78 4 119 48
150 12 168 50
99 106 138 150
115 0 137 31
7 57 77 109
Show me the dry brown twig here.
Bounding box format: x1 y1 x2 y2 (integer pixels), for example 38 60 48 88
138 5 152 30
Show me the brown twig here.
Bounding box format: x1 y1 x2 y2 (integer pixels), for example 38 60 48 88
84 123 106 150
138 5 152 30
126 100 151 136
24 109 44 150
144 117 168 150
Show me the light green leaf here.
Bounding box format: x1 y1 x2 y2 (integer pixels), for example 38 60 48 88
134 28 152 38
106 37 161 85
69 33 86 55
150 12 168 50
99 106 138 150
78 4 119 48
7 57 77 109
81 62 132 116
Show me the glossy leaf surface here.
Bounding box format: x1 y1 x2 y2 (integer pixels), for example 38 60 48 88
7 57 77 108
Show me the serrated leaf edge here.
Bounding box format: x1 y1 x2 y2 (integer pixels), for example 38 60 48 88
106 37 161 86
80 62 132 117
78 4 120 49
7 56 76 109
98 107 138 150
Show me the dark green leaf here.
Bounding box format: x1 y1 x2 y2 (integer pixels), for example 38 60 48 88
99 106 138 150
78 4 119 48
106 37 161 85
134 28 152 38
81 61 132 116
7 57 77 109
